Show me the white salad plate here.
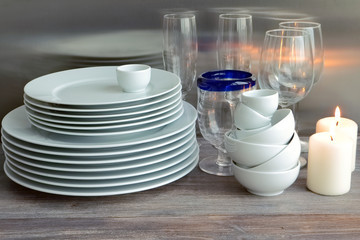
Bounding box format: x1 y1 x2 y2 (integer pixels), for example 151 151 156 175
26 101 183 131
1 102 197 149
2 134 196 171
23 84 181 113
27 105 183 136
23 93 182 120
3 155 198 196
4 144 199 180
4 147 198 188
24 67 180 106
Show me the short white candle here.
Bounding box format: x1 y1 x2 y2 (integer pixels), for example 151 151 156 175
307 132 353 195
316 107 358 171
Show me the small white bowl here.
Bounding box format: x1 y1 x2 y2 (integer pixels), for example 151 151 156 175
116 64 151 93
251 131 301 172
224 130 286 168
239 109 295 145
232 160 300 196
234 103 271 130
241 89 279 117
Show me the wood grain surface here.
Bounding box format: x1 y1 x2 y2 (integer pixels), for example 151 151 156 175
0 137 359 240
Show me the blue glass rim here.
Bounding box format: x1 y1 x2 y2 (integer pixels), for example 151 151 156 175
197 70 256 92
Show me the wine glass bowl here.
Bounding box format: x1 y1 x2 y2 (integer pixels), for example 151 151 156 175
217 13 253 71
279 21 324 85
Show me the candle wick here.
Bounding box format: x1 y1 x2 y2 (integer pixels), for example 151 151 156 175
336 121 339 126
330 135 333 141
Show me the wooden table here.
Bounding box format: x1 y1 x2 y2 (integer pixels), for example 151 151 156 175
0 136 359 240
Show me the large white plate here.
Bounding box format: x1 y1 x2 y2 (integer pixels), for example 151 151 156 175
24 97 181 125
5 144 199 180
1 124 195 158
26 101 183 131
23 84 181 112
24 67 180 106
27 105 183 136
2 135 196 171
1 101 197 149
4 147 198 188
3 155 198 196
24 93 181 122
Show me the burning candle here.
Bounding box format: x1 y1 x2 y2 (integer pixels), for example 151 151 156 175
316 106 358 171
307 129 353 195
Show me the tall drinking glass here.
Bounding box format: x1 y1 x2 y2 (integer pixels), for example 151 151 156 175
217 14 253 71
197 70 256 176
163 13 198 100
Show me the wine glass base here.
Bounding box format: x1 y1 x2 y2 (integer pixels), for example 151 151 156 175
199 156 233 176
299 156 307 168
300 140 309 153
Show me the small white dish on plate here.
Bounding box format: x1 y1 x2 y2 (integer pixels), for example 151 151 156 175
116 64 151 93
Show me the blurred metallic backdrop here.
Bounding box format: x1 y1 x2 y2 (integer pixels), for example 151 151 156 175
0 0 359 134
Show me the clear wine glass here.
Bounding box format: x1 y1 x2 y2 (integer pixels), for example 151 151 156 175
163 13 198 100
197 70 256 176
279 22 324 154
258 29 314 167
217 13 253 71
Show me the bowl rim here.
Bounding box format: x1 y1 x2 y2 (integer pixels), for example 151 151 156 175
232 160 300 174
225 130 287 147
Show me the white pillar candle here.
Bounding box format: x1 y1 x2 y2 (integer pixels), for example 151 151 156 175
316 107 358 171
307 132 353 195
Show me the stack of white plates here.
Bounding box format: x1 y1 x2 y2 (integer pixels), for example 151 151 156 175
1 66 198 196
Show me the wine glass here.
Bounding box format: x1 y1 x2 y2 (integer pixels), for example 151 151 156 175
279 22 324 154
163 13 198 100
217 13 253 71
258 29 314 167
197 70 256 176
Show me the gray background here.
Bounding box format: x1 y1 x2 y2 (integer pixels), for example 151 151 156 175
0 0 359 134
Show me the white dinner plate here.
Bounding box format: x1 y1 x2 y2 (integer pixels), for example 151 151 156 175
26 101 183 130
1 123 195 158
1 102 197 149
24 93 181 122
5 147 197 188
23 84 181 112
2 134 196 171
24 97 181 125
27 105 183 136
3 155 198 196
5 144 199 180
24 67 180 106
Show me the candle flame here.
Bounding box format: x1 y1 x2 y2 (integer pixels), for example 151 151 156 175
335 106 341 126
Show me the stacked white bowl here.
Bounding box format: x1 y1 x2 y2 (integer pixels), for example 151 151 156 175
224 89 301 196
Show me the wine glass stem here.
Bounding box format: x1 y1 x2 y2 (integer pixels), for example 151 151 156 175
216 149 231 167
